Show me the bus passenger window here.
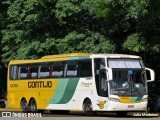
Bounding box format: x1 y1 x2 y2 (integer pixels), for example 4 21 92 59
39 64 50 78
66 60 78 77
52 62 64 78
30 65 39 79
10 65 18 80
18 66 28 79
66 65 78 77
78 59 92 77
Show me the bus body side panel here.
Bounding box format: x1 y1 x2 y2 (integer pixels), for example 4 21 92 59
46 77 95 110
7 79 59 109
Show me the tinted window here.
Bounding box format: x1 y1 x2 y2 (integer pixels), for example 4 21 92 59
29 65 39 79
66 61 78 77
94 58 106 96
78 59 92 77
10 65 18 80
18 66 28 79
52 62 64 78
9 59 93 80
39 63 50 78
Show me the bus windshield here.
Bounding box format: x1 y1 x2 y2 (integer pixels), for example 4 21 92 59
107 58 147 96
109 69 147 96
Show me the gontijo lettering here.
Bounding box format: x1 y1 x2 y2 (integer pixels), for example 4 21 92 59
28 81 52 88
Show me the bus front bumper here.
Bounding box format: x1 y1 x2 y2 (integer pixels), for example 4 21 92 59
107 101 147 111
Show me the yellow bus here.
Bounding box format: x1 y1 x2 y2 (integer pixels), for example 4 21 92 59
7 53 155 116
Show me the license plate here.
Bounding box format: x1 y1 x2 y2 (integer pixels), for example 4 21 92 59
128 105 134 108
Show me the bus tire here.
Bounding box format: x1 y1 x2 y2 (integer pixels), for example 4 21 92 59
116 111 128 117
20 98 28 112
83 99 96 116
29 98 37 113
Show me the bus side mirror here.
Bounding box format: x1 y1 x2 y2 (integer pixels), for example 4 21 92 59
145 68 155 82
105 67 113 81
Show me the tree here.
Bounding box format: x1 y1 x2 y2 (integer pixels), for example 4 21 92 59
0 0 10 95
1 0 115 63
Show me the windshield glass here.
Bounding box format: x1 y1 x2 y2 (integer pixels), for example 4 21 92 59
109 69 147 96
107 58 147 96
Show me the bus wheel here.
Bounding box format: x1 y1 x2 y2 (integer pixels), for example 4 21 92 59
20 99 28 112
83 99 96 116
29 98 37 113
116 111 128 117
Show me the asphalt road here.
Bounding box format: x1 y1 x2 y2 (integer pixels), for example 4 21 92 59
0 111 159 120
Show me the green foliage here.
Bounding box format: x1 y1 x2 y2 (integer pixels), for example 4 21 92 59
55 0 82 21
58 31 115 53
123 33 145 52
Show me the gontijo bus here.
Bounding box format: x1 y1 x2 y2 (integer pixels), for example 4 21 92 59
7 53 155 116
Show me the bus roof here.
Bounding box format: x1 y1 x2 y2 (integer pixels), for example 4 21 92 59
90 54 141 59
9 53 91 64
9 53 141 65
41 53 91 59
41 53 141 59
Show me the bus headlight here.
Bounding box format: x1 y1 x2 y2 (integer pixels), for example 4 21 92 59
109 97 120 102
141 98 147 102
